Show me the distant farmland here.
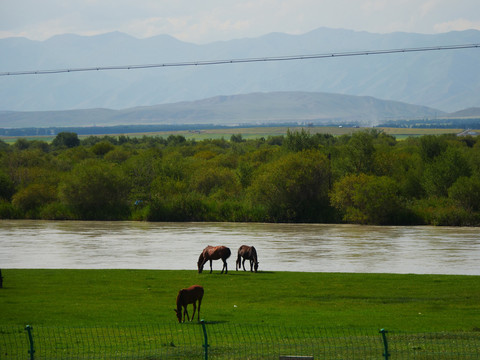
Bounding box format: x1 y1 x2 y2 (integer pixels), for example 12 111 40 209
0 126 466 144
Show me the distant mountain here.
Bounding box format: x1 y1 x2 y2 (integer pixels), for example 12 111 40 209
0 91 445 128
448 107 480 118
0 28 479 113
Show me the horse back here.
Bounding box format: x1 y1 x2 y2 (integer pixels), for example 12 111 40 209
205 245 231 260
178 285 204 305
238 245 249 256
238 245 256 259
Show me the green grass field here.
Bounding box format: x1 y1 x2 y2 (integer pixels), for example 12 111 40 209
1 269 479 332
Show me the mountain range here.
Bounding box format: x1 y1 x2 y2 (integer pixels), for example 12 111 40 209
1 28 479 115
0 91 467 129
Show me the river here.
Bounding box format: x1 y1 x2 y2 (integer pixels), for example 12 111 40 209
1 220 479 275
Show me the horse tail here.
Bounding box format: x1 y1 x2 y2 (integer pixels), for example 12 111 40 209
225 247 232 259
236 252 241 270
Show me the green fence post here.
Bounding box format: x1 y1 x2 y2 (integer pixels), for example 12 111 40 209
25 325 35 360
379 329 390 360
200 320 209 360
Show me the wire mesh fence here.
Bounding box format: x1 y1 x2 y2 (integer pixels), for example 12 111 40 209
2 322 480 359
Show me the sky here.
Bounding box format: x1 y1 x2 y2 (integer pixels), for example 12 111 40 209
1 0 480 44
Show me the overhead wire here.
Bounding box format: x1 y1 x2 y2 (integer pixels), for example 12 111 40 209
0 43 479 77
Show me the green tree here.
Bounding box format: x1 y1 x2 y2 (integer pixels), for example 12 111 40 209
422 147 471 197
374 144 424 198
448 175 480 211
249 150 332 222
13 138 30 150
52 132 80 149
192 166 240 198
122 149 163 203
330 173 403 225
419 135 448 162
230 134 244 143
0 170 15 200
344 130 376 174
11 183 56 218
284 129 316 152
91 141 115 156
59 159 130 219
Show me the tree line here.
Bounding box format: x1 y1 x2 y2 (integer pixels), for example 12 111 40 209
1 129 479 226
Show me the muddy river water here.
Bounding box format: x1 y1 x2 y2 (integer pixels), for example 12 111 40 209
1 220 479 275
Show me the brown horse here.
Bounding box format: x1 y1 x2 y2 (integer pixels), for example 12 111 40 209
174 285 204 323
236 245 259 272
197 245 231 274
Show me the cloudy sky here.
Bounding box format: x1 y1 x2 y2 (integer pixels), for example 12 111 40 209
1 0 480 43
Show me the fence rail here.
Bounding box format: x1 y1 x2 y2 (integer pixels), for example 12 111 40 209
1 322 480 359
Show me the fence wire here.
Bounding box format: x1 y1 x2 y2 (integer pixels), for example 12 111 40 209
1 323 480 359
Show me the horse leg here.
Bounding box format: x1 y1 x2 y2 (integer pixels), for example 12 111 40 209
250 259 254 272
191 302 197 322
242 258 247 271
183 305 190 322
222 258 228 274
197 299 202 321
209 259 213 273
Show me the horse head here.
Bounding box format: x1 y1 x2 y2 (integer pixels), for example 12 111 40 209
174 308 182 322
197 252 205 273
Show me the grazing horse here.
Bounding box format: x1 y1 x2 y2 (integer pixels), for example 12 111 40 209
198 245 231 274
174 285 204 323
236 245 259 272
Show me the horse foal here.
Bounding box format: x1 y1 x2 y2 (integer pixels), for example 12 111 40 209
174 285 204 323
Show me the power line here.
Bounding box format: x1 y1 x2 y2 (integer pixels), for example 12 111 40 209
0 43 479 77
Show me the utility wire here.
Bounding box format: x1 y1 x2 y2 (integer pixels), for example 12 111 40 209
0 43 479 77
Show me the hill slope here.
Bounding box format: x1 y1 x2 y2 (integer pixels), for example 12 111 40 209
0 28 479 112
0 91 444 128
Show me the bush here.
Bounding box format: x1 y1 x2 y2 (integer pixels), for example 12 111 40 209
411 197 480 226
59 159 130 220
39 202 76 220
249 150 332 222
448 176 480 211
330 174 405 225
0 200 19 219
11 183 56 218
52 132 80 148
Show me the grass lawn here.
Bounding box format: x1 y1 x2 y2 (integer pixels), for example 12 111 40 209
1 269 480 332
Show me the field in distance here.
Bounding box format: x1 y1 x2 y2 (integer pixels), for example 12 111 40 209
0 126 466 143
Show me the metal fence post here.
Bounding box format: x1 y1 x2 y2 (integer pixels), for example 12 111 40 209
200 320 209 360
379 329 390 360
25 325 35 360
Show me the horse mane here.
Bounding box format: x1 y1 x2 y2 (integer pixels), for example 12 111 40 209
250 246 257 262
176 289 184 306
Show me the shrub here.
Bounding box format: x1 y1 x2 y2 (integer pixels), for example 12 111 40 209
330 174 404 225
410 197 480 226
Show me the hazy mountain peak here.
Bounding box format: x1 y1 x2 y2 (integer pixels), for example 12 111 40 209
0 28 479 112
